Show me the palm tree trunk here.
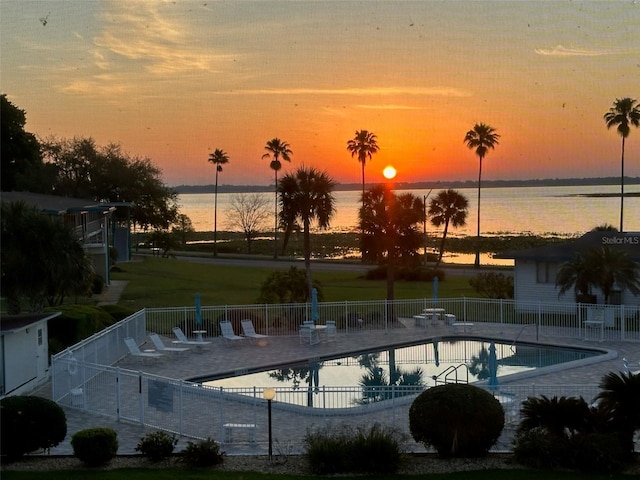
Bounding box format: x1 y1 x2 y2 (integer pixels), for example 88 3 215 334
620 136 625 232
435 219 450 268
213 169 218 257
273 169 278 259
475 156 483 268
304 219 313 297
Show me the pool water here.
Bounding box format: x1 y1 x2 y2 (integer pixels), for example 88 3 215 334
201 338 602 408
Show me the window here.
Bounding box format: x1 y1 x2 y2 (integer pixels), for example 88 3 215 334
536 262 557 284
37 328 43 346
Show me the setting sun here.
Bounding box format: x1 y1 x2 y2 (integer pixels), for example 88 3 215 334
383 166 397 180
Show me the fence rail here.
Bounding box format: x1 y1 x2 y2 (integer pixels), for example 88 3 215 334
51 297 640 452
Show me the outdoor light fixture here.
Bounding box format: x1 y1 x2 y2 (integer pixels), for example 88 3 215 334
263 387 276 459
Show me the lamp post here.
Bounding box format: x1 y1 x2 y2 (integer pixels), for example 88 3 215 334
263 387 276 460
382 166 396 321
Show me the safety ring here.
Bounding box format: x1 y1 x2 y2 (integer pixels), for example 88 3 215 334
67 357 78 376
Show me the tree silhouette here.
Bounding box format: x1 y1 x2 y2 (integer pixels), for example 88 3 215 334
278 167 336 296
603 97 640 232
262 138 292 259
463 123 500 268
347 130 379 214
428 189 469 268
207 148 229 257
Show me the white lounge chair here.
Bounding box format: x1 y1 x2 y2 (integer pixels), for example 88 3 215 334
124 337 163 363
241 319 268 342
220 321 246 344
172 326 211 346
149 333 190 354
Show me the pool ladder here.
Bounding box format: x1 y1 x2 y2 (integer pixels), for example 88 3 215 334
431 364 469 385
511 323 538 352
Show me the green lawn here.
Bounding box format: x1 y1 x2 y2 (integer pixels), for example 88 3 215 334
111 256 477 309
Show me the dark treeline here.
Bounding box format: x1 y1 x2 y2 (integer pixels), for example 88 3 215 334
173 176 640 195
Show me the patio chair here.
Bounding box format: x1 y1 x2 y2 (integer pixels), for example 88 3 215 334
172 326 211 346
299 323 320 345
124 337 163 363
149 333 190 354
220 321 246 344
325 321 337 342
241 319 268 342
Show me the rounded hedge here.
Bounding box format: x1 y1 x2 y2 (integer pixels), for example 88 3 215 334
0 395 67 461
71 427 118 466
409 384 504 457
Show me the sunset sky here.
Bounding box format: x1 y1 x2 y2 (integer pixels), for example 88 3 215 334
1 1 639 187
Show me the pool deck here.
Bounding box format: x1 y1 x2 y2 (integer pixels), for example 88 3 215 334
33 320 640 456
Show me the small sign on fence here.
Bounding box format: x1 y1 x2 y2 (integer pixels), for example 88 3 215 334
148 379 174 412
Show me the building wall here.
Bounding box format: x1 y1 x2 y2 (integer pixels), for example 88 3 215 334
0 321 47 397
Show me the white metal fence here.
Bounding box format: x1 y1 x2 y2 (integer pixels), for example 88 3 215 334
50 297 640 451
141 298 640 343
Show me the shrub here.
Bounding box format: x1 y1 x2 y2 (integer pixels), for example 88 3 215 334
71 427 118 466
304 423 404 474
0 395 67 461
569 432 626 473
512 426 567 469
135 431 178 462
181 437 224 467
409 384 504 457
91 274 105 295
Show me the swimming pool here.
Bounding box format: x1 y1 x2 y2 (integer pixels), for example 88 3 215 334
200 337 606 409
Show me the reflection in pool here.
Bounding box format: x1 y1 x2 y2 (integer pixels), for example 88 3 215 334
201 338 602 409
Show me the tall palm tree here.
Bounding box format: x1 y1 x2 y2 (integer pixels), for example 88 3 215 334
278 166 336 296
428 189 469 268
347 130 379 212
603 97 640 232
207 149 229 257
463 123 500 268
262 138 292 259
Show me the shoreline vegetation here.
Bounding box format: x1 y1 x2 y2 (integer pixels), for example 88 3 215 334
171 176 640 194
141 230 569 262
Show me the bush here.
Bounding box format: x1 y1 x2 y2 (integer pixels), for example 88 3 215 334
181 437 224 467
512 426 567 469
0 395 67 461
135 431 178 462
409 384 504 457
304 423 404 474
91 274 105 295
569 432 627 473
71 427 118 466
45 304 118 355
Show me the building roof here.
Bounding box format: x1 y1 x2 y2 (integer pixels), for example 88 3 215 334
0 312 61 334
496 231 640 262
0 191 129 215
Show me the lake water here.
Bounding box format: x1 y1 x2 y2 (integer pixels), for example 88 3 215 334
178 184 640 237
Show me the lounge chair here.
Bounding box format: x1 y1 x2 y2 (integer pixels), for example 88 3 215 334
220 321 246 344
241 319 268 342
172 326 211 346
149 333 190 354
124 337 163 363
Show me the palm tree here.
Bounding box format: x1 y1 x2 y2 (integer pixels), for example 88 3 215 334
347 130 379 212
463 123 500 268
278 166 336 296
262 138 292 259
596 371 640 457
603 97 640 232
428 189 469 268
207 148 229 257
556 246 640 304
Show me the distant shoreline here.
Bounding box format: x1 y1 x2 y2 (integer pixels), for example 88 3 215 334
172 176 640 194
